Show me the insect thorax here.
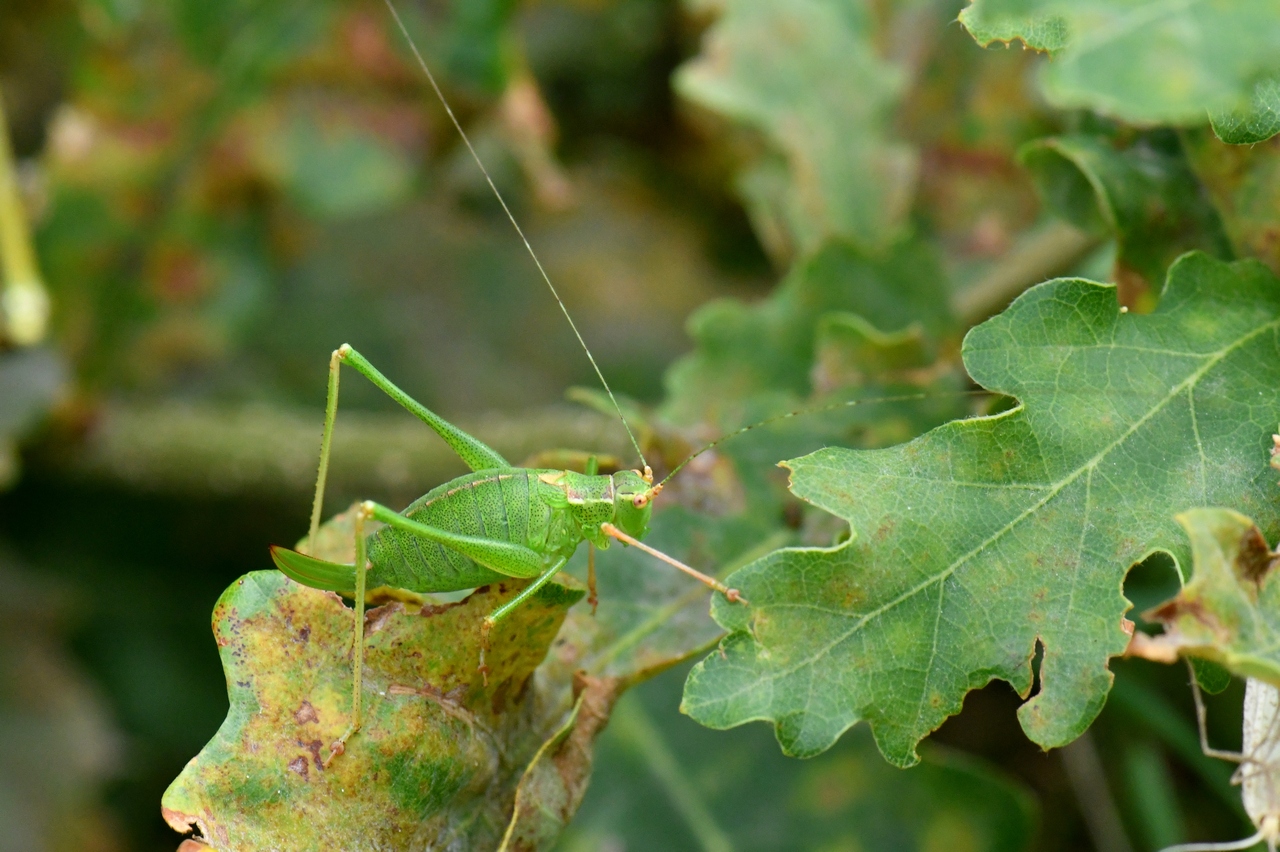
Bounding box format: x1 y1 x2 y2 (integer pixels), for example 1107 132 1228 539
539 469 616 547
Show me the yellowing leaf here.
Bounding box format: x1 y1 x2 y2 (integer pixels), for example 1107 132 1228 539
1140 508 1280 683
161 570 581 850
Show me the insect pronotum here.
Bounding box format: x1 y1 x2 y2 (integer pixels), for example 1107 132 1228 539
269 0 982 764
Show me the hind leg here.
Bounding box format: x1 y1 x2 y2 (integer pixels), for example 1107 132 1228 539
304 345 510 554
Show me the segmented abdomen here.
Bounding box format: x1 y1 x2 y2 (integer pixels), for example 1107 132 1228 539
365 468 555 593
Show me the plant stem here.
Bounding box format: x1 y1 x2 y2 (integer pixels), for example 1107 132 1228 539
0 83 49 347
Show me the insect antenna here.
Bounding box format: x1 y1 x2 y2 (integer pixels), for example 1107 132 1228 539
382 0 648 470
651 389 994 493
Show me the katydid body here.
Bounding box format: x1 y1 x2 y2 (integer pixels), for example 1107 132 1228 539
276 466 657 596
270 344 742 762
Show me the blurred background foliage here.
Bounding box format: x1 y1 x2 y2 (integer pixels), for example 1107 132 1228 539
0 0 1275 849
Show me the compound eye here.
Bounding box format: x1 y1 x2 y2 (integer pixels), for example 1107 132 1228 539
632 494 648 509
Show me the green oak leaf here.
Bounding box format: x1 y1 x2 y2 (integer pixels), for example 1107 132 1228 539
563 507 784 680
683 252 1280 766
1212 76 1280 145
675 0 916 256
663 238 953 428
1184 128 1280 277
1020 133 1231 295
161 570 582 850
812 312 934 391
959 0 1280 126
1141 508 1280 683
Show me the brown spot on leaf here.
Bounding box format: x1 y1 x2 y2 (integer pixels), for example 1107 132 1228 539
303 739 325 771
1235 524 1276 585
162 806 199 835
365 602 402 634
1147 596 1206 626
294 701 318 725
287 756 309 779
1126 631 1179 663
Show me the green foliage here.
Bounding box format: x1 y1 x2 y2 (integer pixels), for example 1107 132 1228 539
12 0 1280 848
1183 129 1280 277
685 253 1280 765
959 0 1280 125
1019 132 1231 295
663 238 954 427
1212 76 1280 145
558 664 1038 852
675 0 916 258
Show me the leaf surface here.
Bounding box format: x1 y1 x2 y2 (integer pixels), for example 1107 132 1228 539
675 0 916 256
1184 129 1280 277
561 664 1038 852
959 0 1280 126
164 487 768 851
1211 76 1280 145
663 238 954 427
684 252 1280 765
1020 133 1231 296
161 569 583 850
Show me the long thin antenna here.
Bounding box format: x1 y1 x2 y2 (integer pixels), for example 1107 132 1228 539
655 389 992 490
383 0 648 469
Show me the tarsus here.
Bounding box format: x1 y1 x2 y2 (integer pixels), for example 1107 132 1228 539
383 0 648 470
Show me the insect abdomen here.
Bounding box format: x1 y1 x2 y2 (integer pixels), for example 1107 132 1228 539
365 469 555 593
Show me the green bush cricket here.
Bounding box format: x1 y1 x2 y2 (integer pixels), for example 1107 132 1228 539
268 0 748 764
270 343 746 762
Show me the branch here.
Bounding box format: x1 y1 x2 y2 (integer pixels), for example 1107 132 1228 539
41 401 634 504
